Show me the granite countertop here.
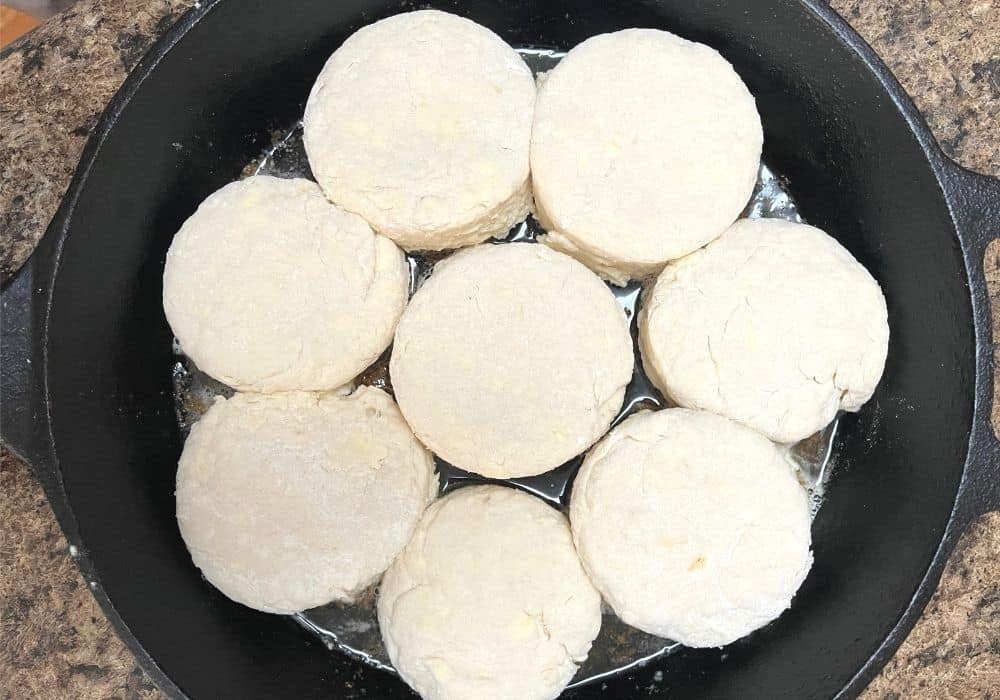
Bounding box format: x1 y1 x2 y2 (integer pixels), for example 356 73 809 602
0 0 998 697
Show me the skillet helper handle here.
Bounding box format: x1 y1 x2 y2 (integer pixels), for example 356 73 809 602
939 158 1000 521
1 254 59 492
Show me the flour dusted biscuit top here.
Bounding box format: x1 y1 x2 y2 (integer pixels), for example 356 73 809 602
571 409 813 647
162 176 408 393
175 388 437 614
303 10 536 251
389 243 634 478
531 29 763 284
640 218 889 443
377 485 602 700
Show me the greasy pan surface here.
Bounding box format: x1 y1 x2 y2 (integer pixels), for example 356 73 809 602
2 0 998 698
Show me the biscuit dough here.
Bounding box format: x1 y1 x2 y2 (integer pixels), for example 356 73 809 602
175 388 437 613
571 408 812 647
531 29 762 284
378 485 602 700
390 243 633 478
640 218 889 443
304 10 536 251
163 176 408 393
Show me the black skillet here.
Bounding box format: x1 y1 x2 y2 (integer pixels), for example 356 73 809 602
2 0 999 698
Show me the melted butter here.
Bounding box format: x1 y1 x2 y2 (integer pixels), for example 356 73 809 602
171 46 834 687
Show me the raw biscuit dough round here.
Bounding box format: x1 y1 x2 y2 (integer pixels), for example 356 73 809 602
531 29 763 284
163 176 409 393
571 408 813 647
389 243 634 478
303 10 536 251
378 485 602 700
640 217 889 443
175 387 437 614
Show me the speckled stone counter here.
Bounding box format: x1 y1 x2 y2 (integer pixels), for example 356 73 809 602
1 0 998 698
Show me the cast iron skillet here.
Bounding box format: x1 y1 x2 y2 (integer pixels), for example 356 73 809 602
2 0 999 697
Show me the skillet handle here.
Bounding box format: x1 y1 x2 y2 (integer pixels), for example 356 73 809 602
937 157 1000 521
1 253 60 494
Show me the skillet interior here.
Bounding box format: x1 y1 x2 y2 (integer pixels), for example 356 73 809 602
40 0 975 697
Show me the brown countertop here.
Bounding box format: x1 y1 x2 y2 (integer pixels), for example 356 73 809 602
1 0 998 697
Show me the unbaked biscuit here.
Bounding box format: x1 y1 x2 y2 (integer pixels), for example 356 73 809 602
378 485 602 699
163 176 408 392
390 243 633 478
640 218 889 443
531 29 762 284
304 10 535 251
175 388 437 613
571 408 812 647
